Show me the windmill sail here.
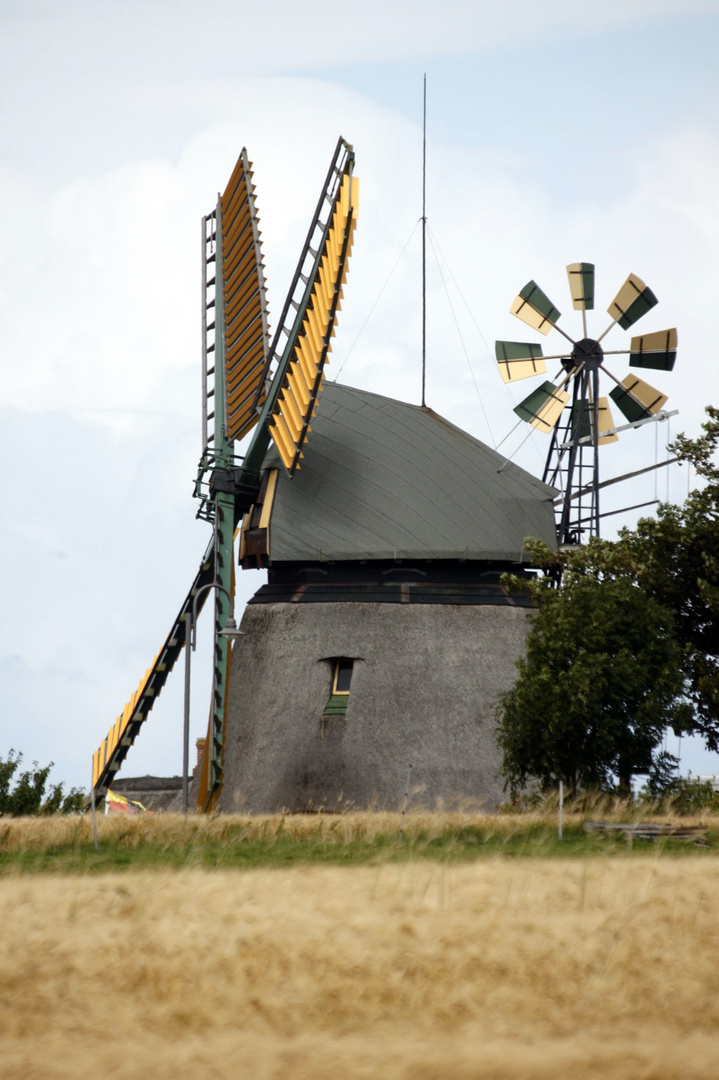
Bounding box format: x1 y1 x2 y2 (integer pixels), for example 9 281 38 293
91 138 359 812
246 138 358 476
197 138 358 806
514 380 568 432
610 375 668 422
221 150 270 443
495 341 546 383
269 169 357 473
510 281 561 335
629 328 677 372
566 262 595 310
200 150 269 466
91 539 215 800
607 273 658 330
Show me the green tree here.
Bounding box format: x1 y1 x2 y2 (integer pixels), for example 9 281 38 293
518 405 719 751
0 751 86 815
617 409 719 744
497 576 690 795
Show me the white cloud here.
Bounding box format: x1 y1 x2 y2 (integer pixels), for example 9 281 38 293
5 1 718 82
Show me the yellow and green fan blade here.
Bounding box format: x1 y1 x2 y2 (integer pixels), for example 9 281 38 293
609 375 667 422
510 281 561 335
495 341 546 383
514 380 568 433
566 262 594 310
608 274 658 330
570 397 618 445
595 398 618 444
629 328 677 372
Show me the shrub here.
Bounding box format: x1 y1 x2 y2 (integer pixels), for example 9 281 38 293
0 751 86 816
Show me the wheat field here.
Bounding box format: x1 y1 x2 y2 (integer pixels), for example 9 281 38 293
0 804 713 855
1 825 719 1078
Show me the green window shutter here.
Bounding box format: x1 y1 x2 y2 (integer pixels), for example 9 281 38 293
323 694 349 718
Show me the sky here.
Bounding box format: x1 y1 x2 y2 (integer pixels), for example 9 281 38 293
2 0 719 792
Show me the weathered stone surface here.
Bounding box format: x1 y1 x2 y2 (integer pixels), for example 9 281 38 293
219 601 531 813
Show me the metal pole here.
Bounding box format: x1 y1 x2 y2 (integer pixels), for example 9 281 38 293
182 610 192 814
399 763 413 841
558 781 564 841
421 74 427 407
182 582 236 814
592 367 600 537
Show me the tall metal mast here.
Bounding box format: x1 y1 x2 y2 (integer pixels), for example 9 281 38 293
421 74 427 408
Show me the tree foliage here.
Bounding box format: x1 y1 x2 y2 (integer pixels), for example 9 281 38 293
0 751 86 815
497 576 689 794
498 405 719 792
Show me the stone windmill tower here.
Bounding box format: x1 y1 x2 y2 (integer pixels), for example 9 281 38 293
220 379 557 811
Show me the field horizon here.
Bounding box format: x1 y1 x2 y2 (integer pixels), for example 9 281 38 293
1 807 717 872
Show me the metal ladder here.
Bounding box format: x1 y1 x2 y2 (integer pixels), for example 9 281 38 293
196 208 219 521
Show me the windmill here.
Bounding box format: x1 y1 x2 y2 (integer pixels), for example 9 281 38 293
91 138 358 810
91 139 581 816
495 264 677 546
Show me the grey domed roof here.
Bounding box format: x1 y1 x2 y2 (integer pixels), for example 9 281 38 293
262 381 557 563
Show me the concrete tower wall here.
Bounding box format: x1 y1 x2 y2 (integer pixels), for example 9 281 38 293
219 601 531 813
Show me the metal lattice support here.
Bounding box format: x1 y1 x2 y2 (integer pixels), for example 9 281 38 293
544 364 602 545
196 210 219 521
204 493 234 804
201 196 237 806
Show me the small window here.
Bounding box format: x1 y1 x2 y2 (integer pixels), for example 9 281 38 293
332 659 354 695
322 658 355 722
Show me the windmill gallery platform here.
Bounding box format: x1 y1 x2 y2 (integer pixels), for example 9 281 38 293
215 380 557 813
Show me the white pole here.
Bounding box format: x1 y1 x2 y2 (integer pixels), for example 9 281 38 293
399 764 412 841
558 781 564 841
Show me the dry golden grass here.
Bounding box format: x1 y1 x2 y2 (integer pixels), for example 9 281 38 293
1 804 713 854
2 854 719 1078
